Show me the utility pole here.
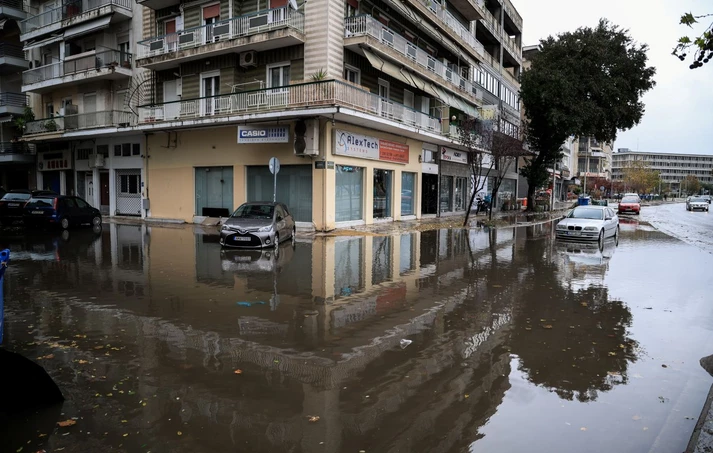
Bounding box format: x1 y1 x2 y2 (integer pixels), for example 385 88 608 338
583 137 590 196
550 160 557 211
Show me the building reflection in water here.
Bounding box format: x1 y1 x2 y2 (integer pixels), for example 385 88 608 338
0 222 638 453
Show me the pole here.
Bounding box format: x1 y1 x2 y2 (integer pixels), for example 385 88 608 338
583 137 590 196
273 171 277 203
0 249 9 346
550 162 556 211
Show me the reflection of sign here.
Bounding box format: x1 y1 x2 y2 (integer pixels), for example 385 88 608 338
334 130 409 164
238 125 289 143
37 150 71 172
440 147 468 164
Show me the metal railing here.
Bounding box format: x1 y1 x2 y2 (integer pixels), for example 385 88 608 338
0 0 24 10
0 92 29 107
479 10 500 39
0 142 36 154
137 7 304 59
344 15 483 102
421 0 485 59
24 110 136 134
20 0 131 34
0 43 25 59
501 32 521 61
137 79 442 133
22 50 131 85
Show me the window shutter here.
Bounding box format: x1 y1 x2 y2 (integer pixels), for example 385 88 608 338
202 4 220 19
270 0 288 8
346 0 358 9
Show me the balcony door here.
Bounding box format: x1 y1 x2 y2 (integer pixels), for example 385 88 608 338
84 93 96 128
202 4 220 43
164 19 178 52
163 80 180 120
200 71 220 116
267 63 290 106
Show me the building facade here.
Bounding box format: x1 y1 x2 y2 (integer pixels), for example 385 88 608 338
573 136 613 182
16 0 524 228
612 149 713 193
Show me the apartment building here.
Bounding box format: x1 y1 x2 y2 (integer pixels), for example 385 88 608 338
612 149 713 192
19 0 523 228
0 0 35 189
574 136 612 181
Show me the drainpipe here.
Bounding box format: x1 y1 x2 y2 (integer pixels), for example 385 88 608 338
143 132 150 219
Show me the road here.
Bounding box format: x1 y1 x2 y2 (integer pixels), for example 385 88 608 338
0 204 712 453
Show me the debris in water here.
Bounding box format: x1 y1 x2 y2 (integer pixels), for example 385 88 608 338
400 339 412 349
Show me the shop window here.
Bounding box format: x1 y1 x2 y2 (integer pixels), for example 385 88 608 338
401 172 415 215
334 237 364 297
335 165 363 222
372 236 392 285
373 169 393 218
455 177 467 211
119 174 141 195
440 175 453 212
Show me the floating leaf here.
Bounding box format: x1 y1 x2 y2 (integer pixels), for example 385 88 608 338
234 369 243 375
464 394 470 399
608 352 617 356
78 360 89 364
57 420 76 427
542 325 553 329
307 415 320 422
580 302 588 307
662 364 668 368
177 431 182 436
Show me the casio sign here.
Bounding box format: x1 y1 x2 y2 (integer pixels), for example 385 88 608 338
240 130 267 138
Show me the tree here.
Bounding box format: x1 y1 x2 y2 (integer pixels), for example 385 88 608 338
622 160 660 194
673 12 713 69
520 19 656 211
458 117 494 226
682 174 701 195
487 131 527 220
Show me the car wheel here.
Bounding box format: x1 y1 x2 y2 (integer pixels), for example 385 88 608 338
274 233 279 249
614 226 619 240
291 227 296 245
91 215 102 227
60 217 70 230
598 229 604 243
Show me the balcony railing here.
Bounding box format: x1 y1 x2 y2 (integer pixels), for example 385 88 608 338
0 43 25 59
0 92 29 107
479 10 500 40
24 110 135 134
0 142 36 154
137 7 304 59
501 33 521 61
0 0 24 10
137 79 442 134
344 15 483 103
19 0 131 34
421 0 485 59
22 50 131 85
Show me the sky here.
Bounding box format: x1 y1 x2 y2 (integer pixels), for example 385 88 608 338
515 0 713 155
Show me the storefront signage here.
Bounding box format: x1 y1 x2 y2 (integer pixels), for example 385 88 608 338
334 130 409 164
440 147 468 164
237 125 290 144
37 150 71 172
315 161 326 170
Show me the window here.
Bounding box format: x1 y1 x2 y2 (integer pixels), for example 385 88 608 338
119 174 141 194
97 145 109 157
403 89 414 109
373 169 393 218
344 65 360 84
345 0 358 16
45 103 54 118
122 144 131 156
335 165 364 222
440 175 453 212
267 63 290 88
75 198 89 208
378 78 390 100
132 144 140 156
455 177 467 211
76 148 91 160
422 149 436 163
83 38 95 52
118 41 130 65
63 198 77 208
114 145 121 157
401 172 415 215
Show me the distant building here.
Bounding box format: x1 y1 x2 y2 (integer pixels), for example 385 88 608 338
612 149 713 193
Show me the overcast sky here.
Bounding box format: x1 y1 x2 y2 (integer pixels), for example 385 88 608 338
516 0 713 155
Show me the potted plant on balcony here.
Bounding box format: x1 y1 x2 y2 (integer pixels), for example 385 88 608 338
12 106 35 136
44 118 58 132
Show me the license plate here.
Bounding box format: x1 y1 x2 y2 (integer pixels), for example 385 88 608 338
567 231 581 236
31 210 44 215
232 236 250 242
8 203 20 207
234 255 252 262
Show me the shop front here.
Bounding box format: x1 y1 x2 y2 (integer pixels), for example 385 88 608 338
421 144 438 216
438 146 471 217
36 150 73 195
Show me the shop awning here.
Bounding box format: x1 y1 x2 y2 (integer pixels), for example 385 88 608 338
23 34 64 51
63 16 112 40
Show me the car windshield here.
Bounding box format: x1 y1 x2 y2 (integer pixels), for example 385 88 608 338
25 197 55 208
621 197 639 203
691 197 705 202
231 204 274 220
568 208 604 220
2 192 31 201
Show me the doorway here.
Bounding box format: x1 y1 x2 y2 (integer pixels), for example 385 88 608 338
195 166 233 216
100 171 110 213
200 71 220 116
163 80 180 120
421 173 438 215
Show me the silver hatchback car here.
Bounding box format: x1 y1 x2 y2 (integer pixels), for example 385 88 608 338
220 202 296 248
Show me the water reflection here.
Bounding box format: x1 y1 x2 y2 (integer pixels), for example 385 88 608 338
0 222 640 453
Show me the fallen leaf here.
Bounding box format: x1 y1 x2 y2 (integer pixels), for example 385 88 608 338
619 344 626 349
308 415 320 422
542 325 553 329
78 360 89 364
540 319 546 322
580 302 588 307
580 427 587 431
608 352 617 356
607 371 621 376
632 415 641 421
123 433 128 437
57 420 76 427
121 420 127 423
464 394 470 399
177 431 182 436
525 327 532 331
234 369 243 375
662 364 668 368
36 354 55 360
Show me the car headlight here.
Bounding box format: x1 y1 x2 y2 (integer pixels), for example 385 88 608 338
221 225 232 231
556 224 567 230
583 226 598 231
258 225 272 232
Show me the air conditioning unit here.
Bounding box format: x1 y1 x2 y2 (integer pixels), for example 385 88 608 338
294 119 319 156
239 51 257 68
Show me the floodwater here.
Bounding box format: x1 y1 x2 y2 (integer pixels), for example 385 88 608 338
1 204 712 453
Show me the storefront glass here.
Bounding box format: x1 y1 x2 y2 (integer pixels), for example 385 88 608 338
455 177 467 211
401 172 415 216
497 178 517 209
334 237 364 297
440 175 453 212
335 165 364 222
247 165 313 222
373 169 393 218
399 233 416 275
372 236 392 285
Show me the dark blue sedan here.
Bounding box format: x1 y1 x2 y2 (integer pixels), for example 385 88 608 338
23 194 102 229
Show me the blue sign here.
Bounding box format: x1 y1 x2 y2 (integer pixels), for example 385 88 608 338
238 126 290 144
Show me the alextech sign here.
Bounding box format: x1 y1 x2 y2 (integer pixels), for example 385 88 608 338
237 125 290 144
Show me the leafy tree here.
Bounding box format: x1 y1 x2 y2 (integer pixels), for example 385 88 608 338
682 174 701 195
673 12 713 69
520 19 656 210
487 131 527 219
458 117 494 226
622 160 660 194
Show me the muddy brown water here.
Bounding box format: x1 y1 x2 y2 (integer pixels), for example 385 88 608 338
1 207 712 453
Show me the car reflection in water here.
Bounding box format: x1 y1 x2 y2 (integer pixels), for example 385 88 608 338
220 241 295 274
0 226 103 262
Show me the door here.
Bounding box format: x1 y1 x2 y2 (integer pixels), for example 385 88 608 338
200 72 220 115
85 173 93 201
421 173 438 215
100 172 110 207
84 93 96 127
202 4 220 43
195 167 234 216
165 19 177 52
163 80 180 120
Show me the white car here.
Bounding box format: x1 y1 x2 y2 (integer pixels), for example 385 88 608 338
556 206 619 241
687 196 710 212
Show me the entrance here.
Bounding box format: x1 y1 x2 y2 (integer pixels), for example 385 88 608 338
100 172 110 213
421 173 438 215
163 80 180 120
373 169 393 219
246 164 312 223
195 166 233 217
44 171 60 193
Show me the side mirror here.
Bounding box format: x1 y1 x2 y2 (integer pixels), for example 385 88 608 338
605 216 612 220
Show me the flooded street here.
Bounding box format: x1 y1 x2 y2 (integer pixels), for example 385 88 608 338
1 203 713 453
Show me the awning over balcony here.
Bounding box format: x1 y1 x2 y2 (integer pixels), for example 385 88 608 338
23 34 63 51
64 16 112 40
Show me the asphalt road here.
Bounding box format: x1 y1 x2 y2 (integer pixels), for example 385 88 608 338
637 202 713 253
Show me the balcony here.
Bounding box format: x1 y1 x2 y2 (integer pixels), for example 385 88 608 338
137 0 177 11
344 15 483 108
501 33 521 64
22 49 132 93
19 0 132 41
0 92 29 116
447 0 487 22
137 79 442 134
136 7 305 70
418 0 485 61
24 110 135 135
479 10 500 42
501 0 522 32
0 0 26 21
0 142 36 163
0 43 29 74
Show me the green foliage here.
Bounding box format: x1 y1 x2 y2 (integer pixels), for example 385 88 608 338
520 19 655 210
673 12 713 69
682 175 701 195
310 68 328 81
12 106 35 136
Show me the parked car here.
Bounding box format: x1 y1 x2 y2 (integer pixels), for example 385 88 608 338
556 206 619 242
686 196 710 212
0 190 57 226
701 195 712 204
617 195 641 215
220 202 295 249
623 193 641 202
23 194 102 229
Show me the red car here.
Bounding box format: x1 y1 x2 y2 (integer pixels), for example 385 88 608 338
617 196 641 215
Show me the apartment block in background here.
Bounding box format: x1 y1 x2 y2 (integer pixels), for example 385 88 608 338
612 149 713 193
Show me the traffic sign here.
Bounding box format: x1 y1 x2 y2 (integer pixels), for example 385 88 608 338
269 157 281 175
